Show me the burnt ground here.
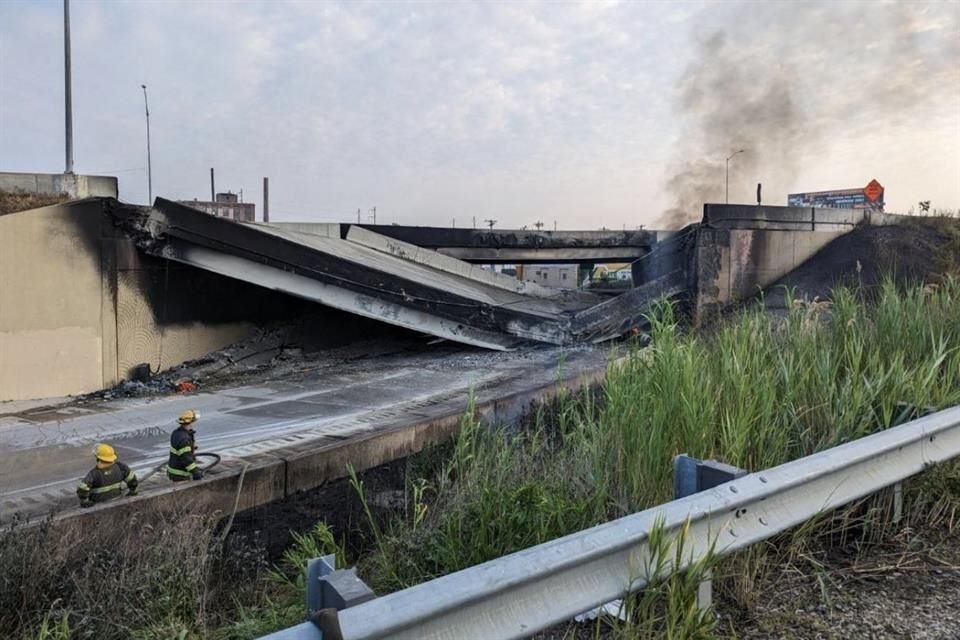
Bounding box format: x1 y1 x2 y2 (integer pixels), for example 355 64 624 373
763 217 960 307
715 526 960 640
225 458 411 562
530 525 960 640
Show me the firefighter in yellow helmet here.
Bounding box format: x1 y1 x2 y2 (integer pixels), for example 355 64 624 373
168 409 204 482
77 443 138 508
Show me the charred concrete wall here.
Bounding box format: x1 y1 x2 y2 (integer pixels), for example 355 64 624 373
114 252 251 378
692 204 906 320
0 200 309 402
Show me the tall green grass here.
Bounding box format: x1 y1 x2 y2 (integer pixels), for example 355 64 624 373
353 277 960 628
597 278 960 512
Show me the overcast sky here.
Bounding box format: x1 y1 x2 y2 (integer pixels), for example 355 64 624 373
1 0 958 228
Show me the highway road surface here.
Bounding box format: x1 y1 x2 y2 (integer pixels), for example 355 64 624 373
0 345 607 522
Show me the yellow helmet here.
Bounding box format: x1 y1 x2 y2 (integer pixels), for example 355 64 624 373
94 443 117 463
178 409 199 425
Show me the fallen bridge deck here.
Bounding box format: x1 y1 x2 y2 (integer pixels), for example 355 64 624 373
110 199 675 350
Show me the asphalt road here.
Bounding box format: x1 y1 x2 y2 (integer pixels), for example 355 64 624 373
0 345 605 521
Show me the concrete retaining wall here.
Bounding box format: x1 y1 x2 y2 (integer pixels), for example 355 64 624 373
0 200 110 399
693 204 907 320
0 200 303 402
693 227 844 318
0 171 118 199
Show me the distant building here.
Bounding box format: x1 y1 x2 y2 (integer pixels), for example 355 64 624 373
180 192 255 222
518 264 579 289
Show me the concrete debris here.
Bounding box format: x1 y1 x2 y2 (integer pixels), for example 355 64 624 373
102 378 173 399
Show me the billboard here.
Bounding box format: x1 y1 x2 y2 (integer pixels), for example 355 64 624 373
788 179 885 211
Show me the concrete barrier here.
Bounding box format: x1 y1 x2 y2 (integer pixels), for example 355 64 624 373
0 171 118 199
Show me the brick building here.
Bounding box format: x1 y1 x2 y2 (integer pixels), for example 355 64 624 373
179 192 255 222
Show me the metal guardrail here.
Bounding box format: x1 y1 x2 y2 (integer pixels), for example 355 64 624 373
261 405 960 640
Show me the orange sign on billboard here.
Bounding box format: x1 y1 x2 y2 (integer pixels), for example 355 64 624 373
863 179 884 202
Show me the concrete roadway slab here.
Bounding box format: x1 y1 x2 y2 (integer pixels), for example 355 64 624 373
0 346 608 522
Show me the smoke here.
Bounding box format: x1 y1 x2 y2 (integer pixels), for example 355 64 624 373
659 2 960 227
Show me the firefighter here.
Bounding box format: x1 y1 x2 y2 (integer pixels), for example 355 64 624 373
77 443 138 507
168 409 204 482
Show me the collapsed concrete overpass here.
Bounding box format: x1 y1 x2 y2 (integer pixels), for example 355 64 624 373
113 198 679 351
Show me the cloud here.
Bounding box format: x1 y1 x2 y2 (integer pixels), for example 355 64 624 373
0 0 956 227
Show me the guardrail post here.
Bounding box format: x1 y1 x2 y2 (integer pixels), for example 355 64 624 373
673 454 699 499
305 554 377 638
306 554 337 616
674 454 748 611
892 482 903 524
888 402 934 526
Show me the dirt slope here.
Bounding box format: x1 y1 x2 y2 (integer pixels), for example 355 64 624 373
765 217 960 306
0 189 68 215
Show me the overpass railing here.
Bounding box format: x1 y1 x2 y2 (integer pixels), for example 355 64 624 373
260 405 960 640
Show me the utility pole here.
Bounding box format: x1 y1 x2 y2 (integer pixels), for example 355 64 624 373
210 168 215 201
370 206 377 224
472 216 476 229
484 219 497 229
141 85 152 202
63 0 74 174
725 149 745 204
262 177 269 222
357 208 361 223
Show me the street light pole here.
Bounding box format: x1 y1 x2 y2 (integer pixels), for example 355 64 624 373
141 84 152 203
63 0 73 174
725 149 745 204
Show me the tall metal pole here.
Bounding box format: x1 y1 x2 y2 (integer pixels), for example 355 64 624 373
262 177 269 223
141 85 152 203
63 0 74 174
725 149 745 204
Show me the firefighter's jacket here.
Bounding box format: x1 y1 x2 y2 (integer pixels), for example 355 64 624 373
77 461 138 504
167 425 199 480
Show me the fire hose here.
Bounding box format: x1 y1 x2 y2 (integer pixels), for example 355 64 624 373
136 451 222 484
